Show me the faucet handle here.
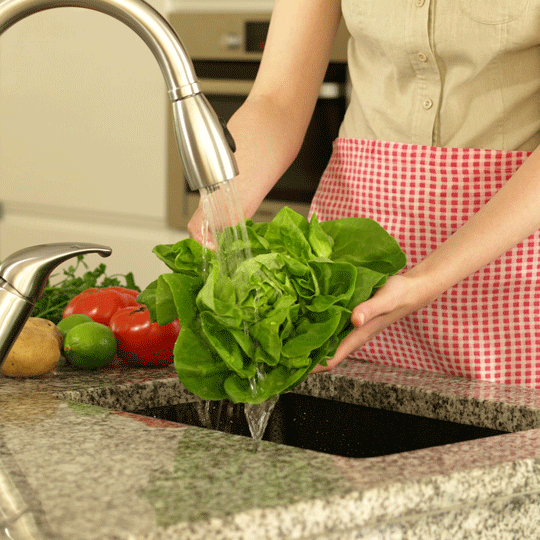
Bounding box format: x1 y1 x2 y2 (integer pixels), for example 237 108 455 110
0 243 112 301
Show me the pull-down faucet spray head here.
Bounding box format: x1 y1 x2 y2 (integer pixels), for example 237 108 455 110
0 0 238 191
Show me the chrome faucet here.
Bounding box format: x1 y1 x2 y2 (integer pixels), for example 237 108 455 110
0 0 238 191
0 0 240 367
0 243 112 367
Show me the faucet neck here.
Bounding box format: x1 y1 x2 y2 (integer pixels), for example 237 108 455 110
0 0 199 101
0 0 238 189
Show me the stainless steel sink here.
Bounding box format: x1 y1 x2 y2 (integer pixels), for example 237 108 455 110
134 392 508 457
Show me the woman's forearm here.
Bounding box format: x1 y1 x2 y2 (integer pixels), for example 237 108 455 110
224 0 343 217
188 0 342 233
408 145 540 304
223 94 314 218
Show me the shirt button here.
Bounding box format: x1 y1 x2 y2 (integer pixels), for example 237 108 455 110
417 52 428 62
423 98 433 109
415 0 425 6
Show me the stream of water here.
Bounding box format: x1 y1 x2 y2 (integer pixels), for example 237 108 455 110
194 396 279 441
244 395 279 440
200 180 252 277
199 179 276 440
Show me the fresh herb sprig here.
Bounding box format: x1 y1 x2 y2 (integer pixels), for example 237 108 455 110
32 256 140 324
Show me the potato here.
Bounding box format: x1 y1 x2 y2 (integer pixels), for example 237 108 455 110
1 319 61 377
26 317 64 348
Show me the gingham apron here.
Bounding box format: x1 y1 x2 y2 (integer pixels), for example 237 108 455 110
310 138 540 388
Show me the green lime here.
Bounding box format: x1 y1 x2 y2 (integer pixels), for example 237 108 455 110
57 314 94 339
64 322 116 370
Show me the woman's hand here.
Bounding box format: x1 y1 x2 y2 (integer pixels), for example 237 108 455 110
312 273 428 373
187 0 343 248
186 174 269 250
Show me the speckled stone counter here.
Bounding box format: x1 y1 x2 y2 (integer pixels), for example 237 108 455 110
2 358 540 539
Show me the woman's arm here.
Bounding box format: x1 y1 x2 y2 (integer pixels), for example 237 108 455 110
188 0 343 243
314 144 540 372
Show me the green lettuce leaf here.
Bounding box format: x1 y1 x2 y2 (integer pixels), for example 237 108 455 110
321 217 407 274
141 207 406 404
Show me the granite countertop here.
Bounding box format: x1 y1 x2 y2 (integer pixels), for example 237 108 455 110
2 358 540 539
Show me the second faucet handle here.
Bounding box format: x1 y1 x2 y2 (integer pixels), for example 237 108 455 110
0 243 112 301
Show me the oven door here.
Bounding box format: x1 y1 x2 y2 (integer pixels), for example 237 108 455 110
167 77 347 228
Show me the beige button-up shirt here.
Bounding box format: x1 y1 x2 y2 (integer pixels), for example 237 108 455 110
339 0 540 151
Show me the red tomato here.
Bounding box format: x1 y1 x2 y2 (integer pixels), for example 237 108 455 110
102 287 140 299
109 306 180 367
63 287 140 326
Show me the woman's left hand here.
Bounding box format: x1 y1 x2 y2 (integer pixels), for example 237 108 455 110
312 273 426 372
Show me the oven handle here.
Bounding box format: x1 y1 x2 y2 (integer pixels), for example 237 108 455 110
199 79 345 99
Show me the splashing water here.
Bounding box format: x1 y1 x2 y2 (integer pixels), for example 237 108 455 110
244 395 279 440
193 396 279 441
199 178 276 440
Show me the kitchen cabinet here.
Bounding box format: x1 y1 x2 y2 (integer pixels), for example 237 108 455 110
0 0 188 288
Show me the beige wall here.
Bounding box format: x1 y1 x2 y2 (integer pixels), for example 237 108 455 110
0 3 167 218
0 0 189 288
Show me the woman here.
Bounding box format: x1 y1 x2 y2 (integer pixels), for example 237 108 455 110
189 0 540 388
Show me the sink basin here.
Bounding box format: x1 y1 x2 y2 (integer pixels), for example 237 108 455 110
134 392 508 457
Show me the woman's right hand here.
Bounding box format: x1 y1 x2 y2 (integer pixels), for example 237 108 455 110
187 0 343 247
186 173 267 249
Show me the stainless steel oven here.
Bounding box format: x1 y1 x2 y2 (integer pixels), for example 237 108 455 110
166 9 349 228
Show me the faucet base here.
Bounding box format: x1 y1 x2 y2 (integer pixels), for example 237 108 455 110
0 287 33 368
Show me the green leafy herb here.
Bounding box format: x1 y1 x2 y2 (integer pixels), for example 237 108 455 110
32 256 140 324
138 207 406 404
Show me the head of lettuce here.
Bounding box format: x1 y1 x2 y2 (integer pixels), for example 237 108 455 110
138 207 406 404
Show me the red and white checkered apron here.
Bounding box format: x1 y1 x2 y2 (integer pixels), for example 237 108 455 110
310 138 540 388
